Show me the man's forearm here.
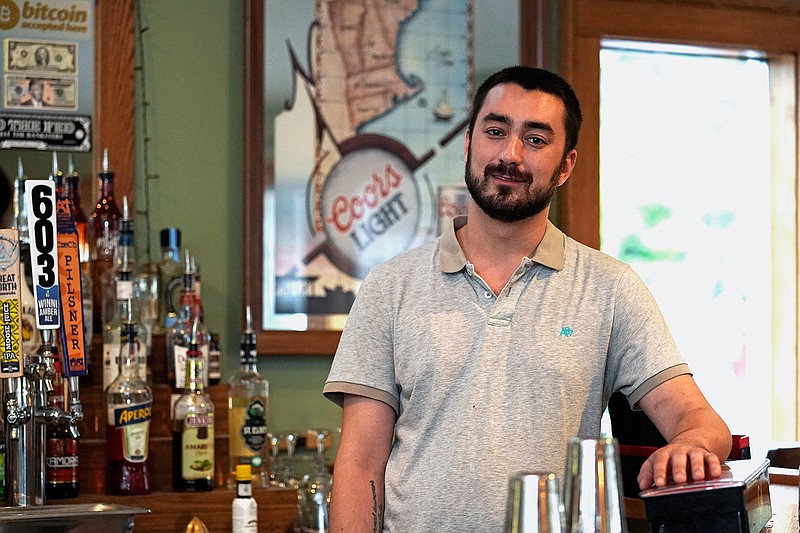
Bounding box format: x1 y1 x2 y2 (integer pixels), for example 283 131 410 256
329 464 385 533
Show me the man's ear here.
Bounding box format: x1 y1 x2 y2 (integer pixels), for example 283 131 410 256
557 149 578 186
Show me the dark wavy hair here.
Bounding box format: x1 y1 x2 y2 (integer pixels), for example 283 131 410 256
467 66 582 158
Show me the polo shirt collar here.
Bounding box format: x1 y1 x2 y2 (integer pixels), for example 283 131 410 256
439 215 565 273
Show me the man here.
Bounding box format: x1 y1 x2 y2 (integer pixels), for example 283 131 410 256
22 78 47 107
323 66 731 532
34 46 50 67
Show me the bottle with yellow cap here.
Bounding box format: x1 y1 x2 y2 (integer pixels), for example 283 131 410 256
232 464 258 533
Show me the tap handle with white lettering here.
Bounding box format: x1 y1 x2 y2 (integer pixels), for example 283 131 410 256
25 180 60 331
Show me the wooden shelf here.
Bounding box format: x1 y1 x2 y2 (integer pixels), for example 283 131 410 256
65 487 298 533
38 334 301 532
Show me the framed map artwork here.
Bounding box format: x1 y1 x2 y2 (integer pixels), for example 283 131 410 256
262 0 474 331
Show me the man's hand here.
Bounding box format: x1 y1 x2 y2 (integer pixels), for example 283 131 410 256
637 440 723 489
636 375 731 490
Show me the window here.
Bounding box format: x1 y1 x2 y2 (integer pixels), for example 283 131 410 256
599 42 773 439
559 0 800 445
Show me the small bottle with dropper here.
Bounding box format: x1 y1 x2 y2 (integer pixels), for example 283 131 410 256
232 464 258 533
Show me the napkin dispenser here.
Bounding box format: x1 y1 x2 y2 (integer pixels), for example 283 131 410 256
639 458 771 533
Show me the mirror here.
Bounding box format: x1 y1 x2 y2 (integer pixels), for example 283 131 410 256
242 0 549 355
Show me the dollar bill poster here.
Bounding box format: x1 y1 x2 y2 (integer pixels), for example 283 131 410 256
0 0 93 151
265 0 473 330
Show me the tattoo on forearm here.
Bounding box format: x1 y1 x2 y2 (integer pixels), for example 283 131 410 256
370 479 384 533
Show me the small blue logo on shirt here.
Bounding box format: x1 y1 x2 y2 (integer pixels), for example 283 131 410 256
559 326 574 337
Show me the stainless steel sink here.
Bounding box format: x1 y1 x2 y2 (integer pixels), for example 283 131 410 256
0 503 150 533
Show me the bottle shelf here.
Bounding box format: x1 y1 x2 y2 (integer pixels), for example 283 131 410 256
65 486 299 532
42 333 300 532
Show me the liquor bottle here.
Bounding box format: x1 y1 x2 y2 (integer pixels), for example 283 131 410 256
49 151 63 190
166 251 210 407
232 464 258 533
107 196 150 383
191 255 204 323
12 158 40 356
64 155 90 262
45 355 79 499
172 318 215 491
208 332 222 385
63 154 93 353
105 308 152 495
103 222 147 389
156 227 183 334
90 148 122 334
228 305 269 489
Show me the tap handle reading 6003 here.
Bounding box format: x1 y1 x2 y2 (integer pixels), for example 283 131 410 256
24 180 60 331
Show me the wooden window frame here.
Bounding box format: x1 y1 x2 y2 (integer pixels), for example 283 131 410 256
557 0 800 439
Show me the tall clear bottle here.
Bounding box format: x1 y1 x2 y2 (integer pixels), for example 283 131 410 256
228 305 269 488
105 308 152 495
102 206 147 389
12 157 40 356
63 154 93 355
166 251 210 412
90 148 122 334
172 318 215 492
109 197 150 383
156 227 183 334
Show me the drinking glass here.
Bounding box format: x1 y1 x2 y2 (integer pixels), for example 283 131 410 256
280 430 301 488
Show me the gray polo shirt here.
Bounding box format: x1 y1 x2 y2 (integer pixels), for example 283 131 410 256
324 215 689 533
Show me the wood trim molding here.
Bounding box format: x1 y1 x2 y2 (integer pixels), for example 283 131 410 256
560 0 800 249
519 0 551 70
243 0 265 333
256 330 341 356
94 0 135 206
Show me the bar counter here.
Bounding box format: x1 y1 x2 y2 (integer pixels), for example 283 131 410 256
625 469 798 533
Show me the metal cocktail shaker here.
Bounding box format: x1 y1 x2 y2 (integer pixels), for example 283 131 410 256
563 437 627 533
504 472 564 532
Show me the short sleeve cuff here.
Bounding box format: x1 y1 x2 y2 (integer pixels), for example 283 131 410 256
627 363 692 409
323 381 400 415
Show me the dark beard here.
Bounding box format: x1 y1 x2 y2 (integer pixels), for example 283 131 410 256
464 154 562 223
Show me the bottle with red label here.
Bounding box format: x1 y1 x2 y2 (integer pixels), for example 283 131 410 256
45 354 80 499
105 309 152 495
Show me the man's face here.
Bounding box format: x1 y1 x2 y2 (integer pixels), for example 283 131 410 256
29 80 44 101
35 48 48 65
464 84 576 223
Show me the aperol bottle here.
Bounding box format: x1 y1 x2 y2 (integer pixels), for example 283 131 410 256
105 312 152 495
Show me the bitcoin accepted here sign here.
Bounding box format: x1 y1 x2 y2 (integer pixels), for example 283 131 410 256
0 0 94 151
